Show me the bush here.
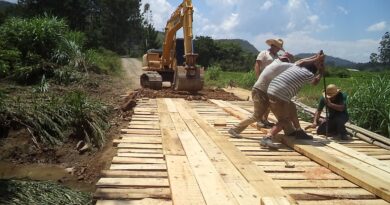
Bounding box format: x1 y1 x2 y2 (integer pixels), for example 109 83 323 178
349 76 390 137
205 65 222 81
85 48 121 74
0 16 68 63
238 70 257 89
53 66 82 85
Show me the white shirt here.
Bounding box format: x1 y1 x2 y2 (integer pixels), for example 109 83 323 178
253 59 294 92
256 50 278 73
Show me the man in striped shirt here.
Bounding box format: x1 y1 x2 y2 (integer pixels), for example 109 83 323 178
228 52 295 139
261 52 325 149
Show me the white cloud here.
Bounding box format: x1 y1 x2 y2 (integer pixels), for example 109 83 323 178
260 1 273 11
366 21 387 32
337 6 349 15
308 15 319 24
221 13 240 31
141 0 174 31
252 32 379 63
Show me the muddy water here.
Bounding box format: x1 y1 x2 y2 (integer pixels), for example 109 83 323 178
0 161 94 192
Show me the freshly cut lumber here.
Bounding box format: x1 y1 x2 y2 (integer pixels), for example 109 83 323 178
116 143 162 149
157 99 185 156
100 170 168 178
116 153 164 158
261 197 290 205
286 188 376 200
165 155 206 204
112 157 165 164
113 138 161 144
267 172 342 180
117 149 163 154
96 199 172 205
94 188 171 199
275 179 358 188
110 164 167 171
96 178 169 187
121 129 161 135
280 137 390 202
296 199 389 205
176 99 292 203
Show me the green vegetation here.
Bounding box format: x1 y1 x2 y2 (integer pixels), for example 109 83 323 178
0 179 92 205
0 89 110 148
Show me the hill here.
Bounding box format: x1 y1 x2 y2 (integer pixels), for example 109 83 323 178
0 0 14 11
296 53 356 67
216 39 259 54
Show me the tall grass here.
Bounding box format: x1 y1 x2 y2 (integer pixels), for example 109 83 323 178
0 91 110 148
348 76 390 136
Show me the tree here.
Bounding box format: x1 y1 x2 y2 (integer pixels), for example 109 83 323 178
378 32 390 64
370 32 390 64
194 36 217 68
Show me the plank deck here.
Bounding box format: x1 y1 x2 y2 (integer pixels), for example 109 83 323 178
95 97 390 204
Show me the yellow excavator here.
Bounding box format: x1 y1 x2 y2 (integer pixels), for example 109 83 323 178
141 0 204 92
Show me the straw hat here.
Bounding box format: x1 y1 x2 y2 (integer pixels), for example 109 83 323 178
266 39 284 51
323 84 340 98
279 52 294 62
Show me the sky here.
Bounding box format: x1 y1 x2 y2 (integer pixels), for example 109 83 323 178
140 0 390 63
4 0 390 62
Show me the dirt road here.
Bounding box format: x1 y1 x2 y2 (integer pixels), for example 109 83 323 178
121 58 143 89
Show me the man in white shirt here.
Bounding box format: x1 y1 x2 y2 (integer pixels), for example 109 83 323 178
255 38 285 128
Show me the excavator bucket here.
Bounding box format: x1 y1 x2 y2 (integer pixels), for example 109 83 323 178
173 66 204 92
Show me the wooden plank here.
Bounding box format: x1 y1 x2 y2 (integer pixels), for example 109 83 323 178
287 188 376 200
254 161 318 166
280 137 390 202
121 129 161 135
181 119 261 204
178 99 292 203
113 138 161 144
128 125 160 129
157 99 186 156
100 170 168 178
248 156 310 161
96 178 169 187
268 172 343 180
117 143 162 149
117 149 163 154
296 199 389 205
110 164 167 171
275 180 358 188
326 141 390 173
261 197 290 205
112 157 165 164
122 134 161 138
94 188 171 199
96 199 172 205
166 155 206 204
164 98 177 113
116 153 164 158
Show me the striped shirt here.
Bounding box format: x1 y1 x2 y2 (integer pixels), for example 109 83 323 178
267 65 315 102
253 59 294 92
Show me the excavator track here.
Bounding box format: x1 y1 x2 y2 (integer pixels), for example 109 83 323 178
140 71 162 90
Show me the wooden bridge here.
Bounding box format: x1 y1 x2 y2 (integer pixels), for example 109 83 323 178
93 96 390 205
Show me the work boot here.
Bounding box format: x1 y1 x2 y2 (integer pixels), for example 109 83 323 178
228 128 242 138
294 130 313 140
260 137 279 149
338 134 350 141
